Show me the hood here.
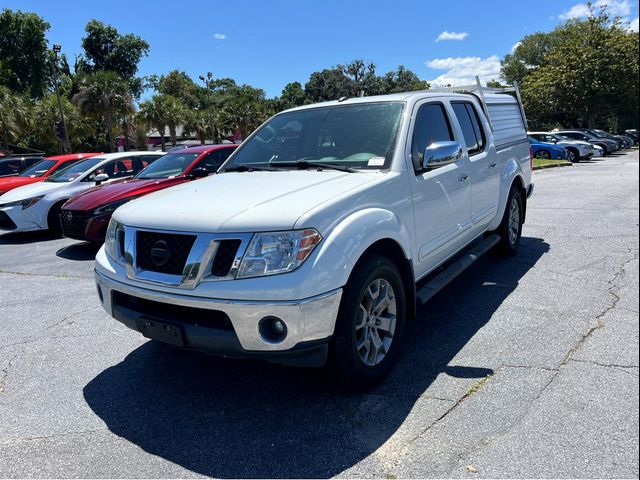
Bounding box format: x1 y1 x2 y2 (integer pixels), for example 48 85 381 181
557 139 591 147
0 180 63 203
0 176 41 195
64 177 190 211
113 170 380 233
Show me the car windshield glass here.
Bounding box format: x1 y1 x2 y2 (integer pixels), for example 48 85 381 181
46 156 105 182
135 153 199 179
19 159 56 177
222 102 404 172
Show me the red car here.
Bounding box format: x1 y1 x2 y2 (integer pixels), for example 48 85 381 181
0 153 102 196
61 144 237 242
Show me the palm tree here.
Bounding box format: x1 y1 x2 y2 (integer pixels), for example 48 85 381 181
0 86 28 151
73 71 133 152
138 94 186 150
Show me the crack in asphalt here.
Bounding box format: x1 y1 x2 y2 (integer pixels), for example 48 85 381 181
45 306 101 330
0 354 20 395
0 269 91 279
0 427 110 447
569 358 639 375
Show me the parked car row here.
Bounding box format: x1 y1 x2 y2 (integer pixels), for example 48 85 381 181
527 127 637 162
0 145 236 239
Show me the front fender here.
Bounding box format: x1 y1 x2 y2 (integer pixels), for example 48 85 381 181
326 208 413 285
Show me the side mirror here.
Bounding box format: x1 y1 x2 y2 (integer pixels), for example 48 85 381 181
188 167 209 179
94 173 109 185
422 141 463 170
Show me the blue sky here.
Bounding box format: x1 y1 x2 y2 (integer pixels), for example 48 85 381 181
3 0 639 98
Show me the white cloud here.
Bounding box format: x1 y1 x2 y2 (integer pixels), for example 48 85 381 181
560 0 631 19
435 31 469 42
213 33 226 40
426 55 502 87
629 17 639 31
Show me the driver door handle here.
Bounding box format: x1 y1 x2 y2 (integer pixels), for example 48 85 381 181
489 162 498 168
458 173 469 182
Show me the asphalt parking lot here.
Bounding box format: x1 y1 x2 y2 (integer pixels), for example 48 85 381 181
0 150 638 478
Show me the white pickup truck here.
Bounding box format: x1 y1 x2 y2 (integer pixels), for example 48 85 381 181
95 79 533 387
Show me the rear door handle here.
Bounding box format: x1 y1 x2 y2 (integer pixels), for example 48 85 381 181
458 174 469 182
489 162 498 168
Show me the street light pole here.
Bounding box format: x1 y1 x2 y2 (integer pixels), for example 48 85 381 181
51 44 71 153
199 72 215 143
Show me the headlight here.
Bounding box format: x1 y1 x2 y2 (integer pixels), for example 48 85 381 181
237 229 322 278
104 219 124 262
1 195 44 210
92 197 138 216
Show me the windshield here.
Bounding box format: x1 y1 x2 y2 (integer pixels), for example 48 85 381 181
46 157 105 183
19 159 56 177
136 152 199 179
222 102 404 171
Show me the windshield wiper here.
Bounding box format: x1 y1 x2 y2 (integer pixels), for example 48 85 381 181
223 164 278 172
270 161 356 173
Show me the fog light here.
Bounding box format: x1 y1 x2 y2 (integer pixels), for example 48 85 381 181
259 316 288 343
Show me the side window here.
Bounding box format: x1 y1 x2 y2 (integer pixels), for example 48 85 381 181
0 160 23 176
131 155 160 175
411 103 453 171
451 102 485 156
85 160 118 181
49 159 81 174
196 149 234 173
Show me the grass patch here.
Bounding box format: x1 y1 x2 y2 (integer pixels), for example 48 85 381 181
533 158 573 169
464 374 494 398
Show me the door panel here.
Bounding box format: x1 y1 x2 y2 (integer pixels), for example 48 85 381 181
407 101 472 278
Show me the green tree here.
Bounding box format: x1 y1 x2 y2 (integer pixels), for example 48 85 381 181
278 81 306 110
380 66 430 93
0 86 29 149
157 70 200 108
304 67 354 102
0 9 50 98
77 20 149 79
73 71 134 152
502 6 639 129
139 94 187 150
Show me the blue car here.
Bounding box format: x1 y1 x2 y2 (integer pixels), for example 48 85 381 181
528 137 568 160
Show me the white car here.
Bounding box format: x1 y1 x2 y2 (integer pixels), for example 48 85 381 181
0 152 162 235
528 131 594 162
96 82 533 387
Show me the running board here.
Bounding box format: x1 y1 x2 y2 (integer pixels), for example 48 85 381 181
416 234 501 304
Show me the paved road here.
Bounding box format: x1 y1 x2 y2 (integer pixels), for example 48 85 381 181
0 151 638 478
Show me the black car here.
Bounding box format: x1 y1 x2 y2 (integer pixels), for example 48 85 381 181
0 156 45 177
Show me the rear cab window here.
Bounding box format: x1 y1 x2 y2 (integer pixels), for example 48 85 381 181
451 101 486 156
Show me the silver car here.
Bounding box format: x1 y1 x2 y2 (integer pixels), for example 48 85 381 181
528 132 593 162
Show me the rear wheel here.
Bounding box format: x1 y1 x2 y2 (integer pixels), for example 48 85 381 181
494 186 524 256
329 255 406 389
534 150 550 159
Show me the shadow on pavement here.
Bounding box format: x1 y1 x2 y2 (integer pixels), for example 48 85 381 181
84 236 550 478
0 230 59 245
56 242 102 261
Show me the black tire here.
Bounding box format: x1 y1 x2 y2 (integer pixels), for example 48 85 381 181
566 148 579 163
494 186 524 256
47 202 65 237
328 255 406 390
534 150 550 159
596 144 608 156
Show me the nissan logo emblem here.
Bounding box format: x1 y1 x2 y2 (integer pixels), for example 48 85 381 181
150 239 171 267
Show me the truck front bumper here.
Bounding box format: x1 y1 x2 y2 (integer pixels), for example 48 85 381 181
95 269 342 367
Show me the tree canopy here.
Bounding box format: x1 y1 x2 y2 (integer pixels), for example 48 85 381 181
501 6 639 129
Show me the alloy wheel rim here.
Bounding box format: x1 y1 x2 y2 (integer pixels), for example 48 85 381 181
509 198 520 245
355 278 397 366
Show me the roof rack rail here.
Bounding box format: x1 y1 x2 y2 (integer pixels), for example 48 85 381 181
424 76 528 132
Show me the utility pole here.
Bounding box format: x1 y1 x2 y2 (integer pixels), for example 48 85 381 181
51 44 71 153
198 72 215 143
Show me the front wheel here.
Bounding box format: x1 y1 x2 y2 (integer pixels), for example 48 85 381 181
329 255 406 389
566 149 578 163
494 186 524 256
534 150 550 159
